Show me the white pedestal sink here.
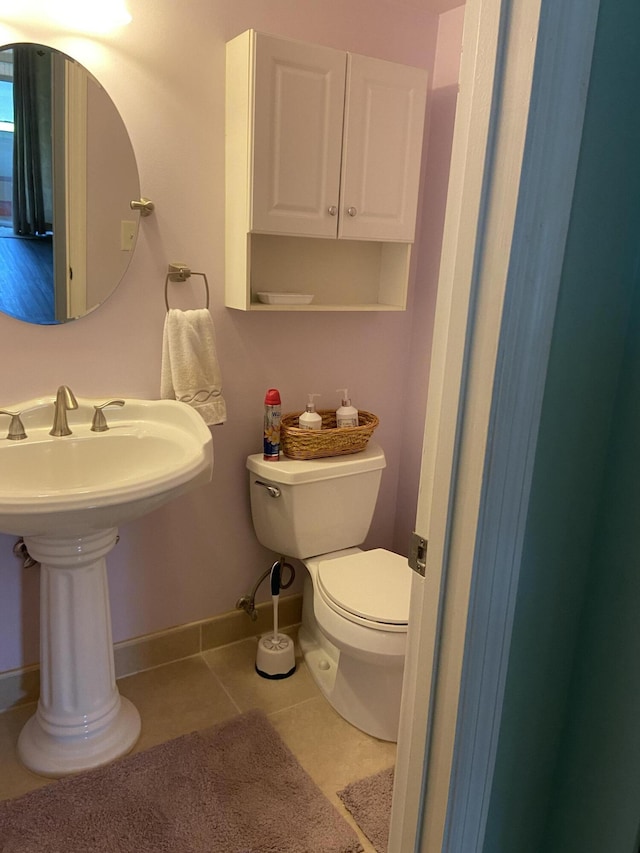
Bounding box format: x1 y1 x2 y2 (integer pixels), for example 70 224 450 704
0 396 213 777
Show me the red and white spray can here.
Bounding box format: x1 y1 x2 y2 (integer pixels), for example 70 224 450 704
263 388 282 461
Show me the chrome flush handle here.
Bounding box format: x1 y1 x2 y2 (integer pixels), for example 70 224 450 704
91 400 125 432
254 480 281 498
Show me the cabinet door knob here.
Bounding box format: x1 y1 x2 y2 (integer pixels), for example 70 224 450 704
347 206 357 217
327 205 338 216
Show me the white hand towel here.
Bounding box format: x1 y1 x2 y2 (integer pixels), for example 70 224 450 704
161 308 227 425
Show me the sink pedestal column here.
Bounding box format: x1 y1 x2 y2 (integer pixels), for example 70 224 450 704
18 528 141 778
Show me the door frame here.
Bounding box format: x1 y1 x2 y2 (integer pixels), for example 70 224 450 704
63 55 88 320
389 0 601 850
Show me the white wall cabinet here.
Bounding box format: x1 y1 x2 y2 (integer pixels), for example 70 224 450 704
225 29 428 311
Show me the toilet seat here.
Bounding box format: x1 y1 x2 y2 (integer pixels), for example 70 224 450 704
316 549 411 632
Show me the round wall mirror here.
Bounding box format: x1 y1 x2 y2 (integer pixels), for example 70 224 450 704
0 43 140 325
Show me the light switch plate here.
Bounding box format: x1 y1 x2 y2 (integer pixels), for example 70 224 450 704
120 220 136 251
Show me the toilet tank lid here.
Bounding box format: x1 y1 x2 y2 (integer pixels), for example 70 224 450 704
247 442 385 484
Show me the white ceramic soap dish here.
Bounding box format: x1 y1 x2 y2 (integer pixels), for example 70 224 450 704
256 292 314 305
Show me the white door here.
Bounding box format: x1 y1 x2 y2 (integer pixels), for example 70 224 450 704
251 34 346 238
51 50 88 322
339 53 427 242
63 57 88 320
389 0 600 850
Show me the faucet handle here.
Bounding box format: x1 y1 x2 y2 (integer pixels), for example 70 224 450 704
0 410 27 440
91 400 125 432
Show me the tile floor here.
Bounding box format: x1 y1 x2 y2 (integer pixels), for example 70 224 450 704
0 634 396 852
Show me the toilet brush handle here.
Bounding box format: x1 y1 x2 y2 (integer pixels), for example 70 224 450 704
272 594 279 639
270 563 281 595
270 562 281 639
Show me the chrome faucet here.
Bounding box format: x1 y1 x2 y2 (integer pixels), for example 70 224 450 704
50 385 78 436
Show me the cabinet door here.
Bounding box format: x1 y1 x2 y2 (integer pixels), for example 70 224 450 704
339 54 428 242
251 34 346 237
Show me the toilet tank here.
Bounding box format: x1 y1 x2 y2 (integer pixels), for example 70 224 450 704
246 443 386 559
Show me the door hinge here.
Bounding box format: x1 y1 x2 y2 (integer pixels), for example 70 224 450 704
409 532 428 577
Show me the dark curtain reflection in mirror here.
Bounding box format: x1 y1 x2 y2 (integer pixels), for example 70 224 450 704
13 45 52 238
0 46 54 323
0 43 140 326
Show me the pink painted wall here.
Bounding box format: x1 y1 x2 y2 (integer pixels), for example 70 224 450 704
0 0 464 673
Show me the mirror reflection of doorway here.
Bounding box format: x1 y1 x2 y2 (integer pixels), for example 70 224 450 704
0 42 140 327
0 46 56 324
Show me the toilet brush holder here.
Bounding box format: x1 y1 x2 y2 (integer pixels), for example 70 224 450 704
255 560 296 679
255 632 296 679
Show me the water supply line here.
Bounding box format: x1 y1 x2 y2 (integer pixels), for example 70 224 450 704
236 558 295 620
13 538 38 569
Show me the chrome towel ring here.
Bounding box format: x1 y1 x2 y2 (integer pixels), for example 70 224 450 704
164 263 210 311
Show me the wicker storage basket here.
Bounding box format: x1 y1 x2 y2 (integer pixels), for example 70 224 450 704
280 409 379 460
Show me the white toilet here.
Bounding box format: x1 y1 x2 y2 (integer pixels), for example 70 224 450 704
246 442 411 742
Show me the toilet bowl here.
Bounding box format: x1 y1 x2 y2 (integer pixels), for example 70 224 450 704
300 547 410 741
246 443 412 742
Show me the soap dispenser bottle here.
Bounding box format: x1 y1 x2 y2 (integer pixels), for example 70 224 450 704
299 394 322 430
336 389 359 427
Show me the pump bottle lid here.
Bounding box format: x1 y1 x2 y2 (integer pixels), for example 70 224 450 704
336 388 351 406
265 389 281 405
306 393 320 412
